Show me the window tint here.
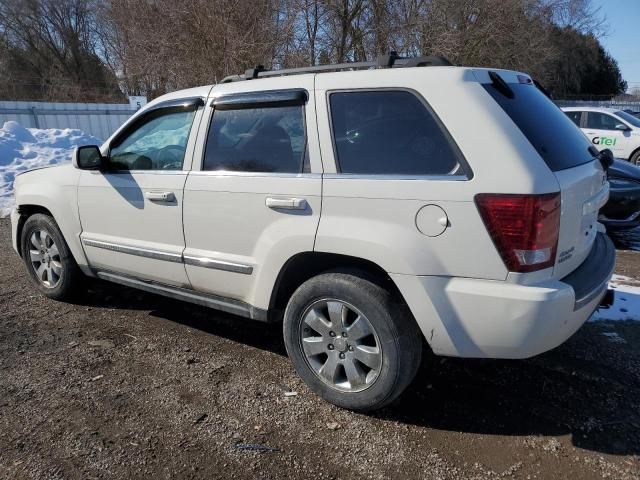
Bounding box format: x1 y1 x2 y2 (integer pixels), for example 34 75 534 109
329 91 462 175
204 106 306 173
484 83 593 171
109 109 196 170
565 111 582 126
586 112 621 130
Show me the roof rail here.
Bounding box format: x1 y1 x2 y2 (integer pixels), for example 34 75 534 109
220 54 452 83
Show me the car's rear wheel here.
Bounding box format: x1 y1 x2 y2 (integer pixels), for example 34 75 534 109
283 272 422 411
20 213 82 301
631 149 640 166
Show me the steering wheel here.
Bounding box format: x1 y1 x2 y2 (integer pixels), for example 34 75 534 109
157 145 185 170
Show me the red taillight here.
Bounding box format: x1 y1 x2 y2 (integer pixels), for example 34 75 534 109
475 193 561 273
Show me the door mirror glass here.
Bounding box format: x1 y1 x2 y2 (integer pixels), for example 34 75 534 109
73 145 103 170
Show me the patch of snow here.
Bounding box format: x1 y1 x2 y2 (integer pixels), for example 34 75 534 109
591 274 640 322
0 121 101 217
600 331 627 343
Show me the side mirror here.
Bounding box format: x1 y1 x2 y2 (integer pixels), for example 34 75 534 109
73 145 104 170
615 123 630 131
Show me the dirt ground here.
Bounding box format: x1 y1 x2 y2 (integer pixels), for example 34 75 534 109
1 218 640 480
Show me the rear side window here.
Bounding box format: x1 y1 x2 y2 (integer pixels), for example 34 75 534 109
329 91 464 175
565 111 582 127
204 105 306 173
484 83 593 171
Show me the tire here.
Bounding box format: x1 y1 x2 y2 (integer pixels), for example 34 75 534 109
283 272 422 411
20 213 82 301
631 150 640 166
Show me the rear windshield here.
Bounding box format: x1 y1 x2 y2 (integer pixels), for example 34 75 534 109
483 82 594 171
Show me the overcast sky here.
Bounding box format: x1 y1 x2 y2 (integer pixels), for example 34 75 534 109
594 0 640 92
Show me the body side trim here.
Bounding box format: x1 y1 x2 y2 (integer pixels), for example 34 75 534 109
82 237 254 275
82 238 183 263
183 254 253 275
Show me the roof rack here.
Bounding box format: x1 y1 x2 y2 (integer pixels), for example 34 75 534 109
220 53 452 83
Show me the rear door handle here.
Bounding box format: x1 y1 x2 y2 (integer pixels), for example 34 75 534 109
146 191 176 202
265 197 307 210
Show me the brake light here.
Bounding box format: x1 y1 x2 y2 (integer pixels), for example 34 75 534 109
475 193 561 273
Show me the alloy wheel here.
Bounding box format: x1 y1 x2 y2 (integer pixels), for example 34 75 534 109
300 299 382 392
28 229 62 288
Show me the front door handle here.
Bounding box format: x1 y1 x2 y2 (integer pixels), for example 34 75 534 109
265 197 307 210
146 191 176 202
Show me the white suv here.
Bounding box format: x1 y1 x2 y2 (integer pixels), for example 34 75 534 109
10 57 616 411
562 106 640 164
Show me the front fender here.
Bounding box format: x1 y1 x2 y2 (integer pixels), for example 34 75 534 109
14 165 88 268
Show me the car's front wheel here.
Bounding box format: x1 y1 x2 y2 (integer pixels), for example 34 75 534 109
20 213 82 301
283 272 422 411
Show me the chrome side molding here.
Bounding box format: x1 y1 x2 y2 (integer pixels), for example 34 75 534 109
81 238 183 263
82 237 254 275
183 255 253 275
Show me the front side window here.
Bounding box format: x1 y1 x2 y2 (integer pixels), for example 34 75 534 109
109 109 197 170
203 105 306 173
565 111 582 127
585 112 621 131
329 90 463 176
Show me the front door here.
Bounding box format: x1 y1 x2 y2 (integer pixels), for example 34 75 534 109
78 99 204 287
182 76 323 310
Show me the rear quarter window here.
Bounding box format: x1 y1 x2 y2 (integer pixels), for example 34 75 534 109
329 90 467 176
484 83 594 171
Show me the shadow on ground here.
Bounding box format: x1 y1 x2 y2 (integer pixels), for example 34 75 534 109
77 277 640 457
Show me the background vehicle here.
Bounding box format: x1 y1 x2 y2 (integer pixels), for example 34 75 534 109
600 159 640 230
563 106 640 164
10 58 615 411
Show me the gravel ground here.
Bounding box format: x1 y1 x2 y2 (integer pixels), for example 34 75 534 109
1 218 640 480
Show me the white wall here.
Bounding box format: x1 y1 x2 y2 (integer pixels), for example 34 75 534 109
0 100 141 140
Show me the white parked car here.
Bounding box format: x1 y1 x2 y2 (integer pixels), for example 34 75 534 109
10 56 615 411
562 106 640 164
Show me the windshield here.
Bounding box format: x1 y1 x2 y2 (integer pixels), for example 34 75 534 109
484 83 594 171
615 110 640 128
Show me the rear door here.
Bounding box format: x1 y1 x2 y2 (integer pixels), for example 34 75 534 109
182 76 323 308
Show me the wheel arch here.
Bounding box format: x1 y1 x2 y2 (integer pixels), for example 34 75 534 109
269 251 407 317
629 146 640 164
15 204 55 257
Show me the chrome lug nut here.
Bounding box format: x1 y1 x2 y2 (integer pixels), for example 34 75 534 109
329 331 336 337
328 344 334 350
339 353 345 359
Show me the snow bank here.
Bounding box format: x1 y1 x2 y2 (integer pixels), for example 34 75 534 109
0 121 101 217
591 274 640 322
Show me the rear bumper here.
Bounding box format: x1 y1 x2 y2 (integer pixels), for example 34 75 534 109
392 233 616 359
